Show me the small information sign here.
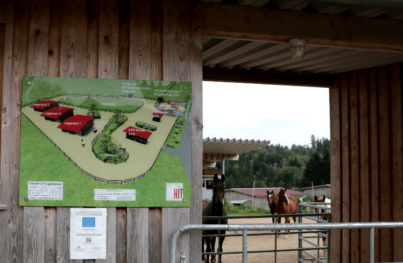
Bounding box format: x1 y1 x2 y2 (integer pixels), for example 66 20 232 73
94 189 136 201
28 181 63 200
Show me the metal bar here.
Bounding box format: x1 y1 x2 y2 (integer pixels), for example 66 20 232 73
298 203 332 210
298 204 302 261
203 230 328 238
327 215 331 263
302 250 326 263
299 237 327 248
304 216 329 223
242 230 247 263
370 227 374 263
202 246 332 255
275 229 277 262
202 213 330 219
169 222 403 263
218 218 221 263
0 204 7 210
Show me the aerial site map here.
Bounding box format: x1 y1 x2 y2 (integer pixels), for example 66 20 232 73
19 76 192 207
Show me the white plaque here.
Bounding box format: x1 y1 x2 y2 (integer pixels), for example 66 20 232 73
94 189 136 201
28 181 63 200
70 208 107 260
166 183 184 201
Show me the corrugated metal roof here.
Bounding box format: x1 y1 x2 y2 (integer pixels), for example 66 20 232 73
203 137 270 155
199 0 403 75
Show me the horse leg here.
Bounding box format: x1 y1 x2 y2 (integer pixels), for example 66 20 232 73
202 237 206 263
271 216 275 232
218 230 226 263
206 237 211 263
211 237 216 263
277 217 282 237
285 217 291 239
323 235 327 257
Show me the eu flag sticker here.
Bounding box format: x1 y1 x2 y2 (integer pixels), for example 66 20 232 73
82 217 96 227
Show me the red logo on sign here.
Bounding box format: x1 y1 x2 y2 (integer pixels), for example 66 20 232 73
173 189 183 199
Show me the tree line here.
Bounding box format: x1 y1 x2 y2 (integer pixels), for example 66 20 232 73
216 135 330 191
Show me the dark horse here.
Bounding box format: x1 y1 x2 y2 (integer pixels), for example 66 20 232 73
202 174 227 263
266 190 279 231
276 188 298 239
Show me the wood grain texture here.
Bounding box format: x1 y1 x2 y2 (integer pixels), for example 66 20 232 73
150 0 162 81
127 208 149 263
23 207 45 263
0 24 6 263
0 30 4 173
390 63 403 262
161 208 189 263
189 2 203 263
129 0 152 80
117 0 130 80
329 75 341 263
202 3 403 52
27 0 50 77
98 0 119 79
47 0 62 77
368 67 380 263
348 71 360 263
56 208 82 263
96 208 116 263
149 208 162 263
44 207 57 263
116 208 127 263
340 73 350 263
378 65 392 262
86 0 100 79
5 1 29 262
358 69 370 262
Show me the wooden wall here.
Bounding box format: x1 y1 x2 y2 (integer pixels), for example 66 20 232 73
330 63 403 263
0 0 203 262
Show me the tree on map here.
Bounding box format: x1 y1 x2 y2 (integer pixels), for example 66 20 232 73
113 109 122 120
90 104 98 116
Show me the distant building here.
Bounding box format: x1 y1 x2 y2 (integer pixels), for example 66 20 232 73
225 188 305 209
300 184 331 197
152 112 164 122
30 100 59 112
40 106 74 123
157 96 164 103
169 101 181 109
123 126 152 144
57 115 96 136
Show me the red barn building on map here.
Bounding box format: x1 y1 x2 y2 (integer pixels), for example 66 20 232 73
169 101 181 109
40 106 74 123
123 126 152 144
57 115 95 136
152 112 164 122
30 100 59 112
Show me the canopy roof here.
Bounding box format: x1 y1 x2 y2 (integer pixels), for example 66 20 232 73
30 100 58 110
203 137 270 155
40 107 74 119
227 188 304 197
123 126 152 139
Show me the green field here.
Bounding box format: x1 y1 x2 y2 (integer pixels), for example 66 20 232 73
61 98 142 112
19 115 190 207
164 126 184 150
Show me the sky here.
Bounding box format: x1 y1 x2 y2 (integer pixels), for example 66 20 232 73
202 81 330 148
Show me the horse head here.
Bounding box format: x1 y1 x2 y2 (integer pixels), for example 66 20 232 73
212 174 226 210
314 195 326 202
266 190 276 208
279 188 290 206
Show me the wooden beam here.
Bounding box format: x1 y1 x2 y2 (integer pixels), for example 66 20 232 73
0 24 4 32
203 153 238 161
202 3 403 52
203 67 332 87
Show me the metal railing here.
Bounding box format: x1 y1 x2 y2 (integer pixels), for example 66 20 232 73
170 221 403 263
200 213 330 263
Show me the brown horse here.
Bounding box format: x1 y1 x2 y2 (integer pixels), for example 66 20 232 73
314 195 331 256
277 188 298 239
266 190 279 231
202 174 227 263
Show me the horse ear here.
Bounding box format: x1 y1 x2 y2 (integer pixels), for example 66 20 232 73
213 174 218 183
221 174 225 183
314 195 318 201
267 190 269 195
323 195 326 200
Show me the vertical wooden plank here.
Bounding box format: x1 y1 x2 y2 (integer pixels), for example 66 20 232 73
150 0 162 81
47 0 62 77
129 0 152 80
189 2 203 263
117 0 130 80
27 0 50 76
98 0 119 79
4 0 30 262
74 0 88 78
44 208 57 263
116 208 127 263
0 29 4 165
86 0 100 79
390 63 403 262
0 1 14 262
149 208 162 263
358 69 370 262
23 207 45 263
340 73 350 263
56 208 82 263
329 75 341 262
349 71 360 263
95 208 116 263
0 26 6 263
368 67 380 262
378 65 392 262
161 208 189 263
127 208 149 263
